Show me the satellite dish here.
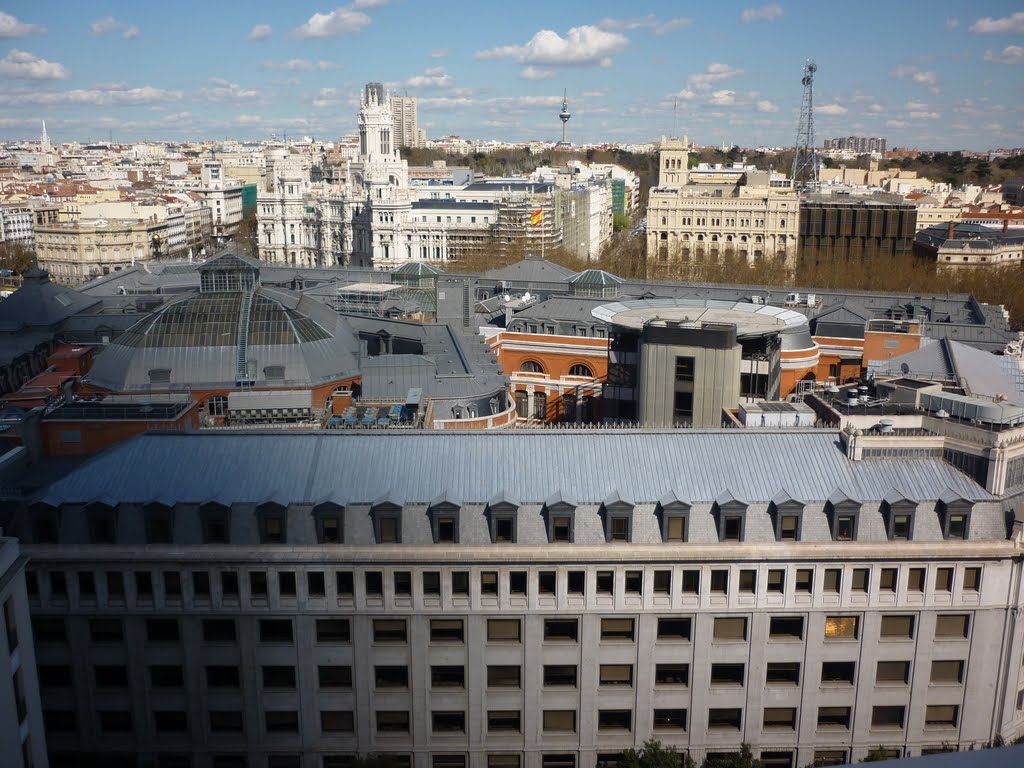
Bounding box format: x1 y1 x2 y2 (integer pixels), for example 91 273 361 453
900 363 910 374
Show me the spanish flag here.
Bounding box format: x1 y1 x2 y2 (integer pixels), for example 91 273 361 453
529 208 543 226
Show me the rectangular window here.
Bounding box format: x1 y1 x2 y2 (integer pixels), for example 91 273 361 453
821 661 856 684
682 569 700 593
544 618 578 641
279 571 296 596
373 619 407 643
653 570 671 594
931 660 964 683
376 711 410 733
107 571 126 600
880 568 898 593
89 618 123 643
261 665 296 689
872 706 906 729
431 666 465 688
431 618 464 642
654 664 688 685
708 708 742 730
824 616 859 640
250 572 268 598
658 617 691 640
154 711 188 733
935 614 970 638
766 662 800 685
935 567 954 592
769 616 804 640
813 751 848 767
543 710 577 732
824 568 841 593
778 513 800 540
94 664 128 687
99 710 133 733
221 571 239 598
481 571 499 595
149 665 183 688
375 666 409 688
713 616 747 641
38 665 72 687
876 661 910 684
739 569 756 593
266 711 299 733
598 710 632 731
710 663 745 686
319 666 353 688
567 570 585 595
452 571 470 595
336 571 353 595
599 664 633 686
488 619 521 642
487 665 521 688
510 571 527 594
259 619 292 643
316 619 350 643
487 712 521 733
308 571 326 597
710 569 729 594
321 711 354 733
963 567 981 592
817 706 851 729
768 569 785 593
202 619 236 643
763 708 797 729
880 615 915 639
908 568 925 593
423 571 441 595
795 569 813 593
852 568 869 592
666 515 687 542
654 709 687 730
925 705 959 727
601 617 635 641
539 571 556 594
624 570 642 593
206 666 240 688
543 665 577 687
597 570 614 594
365 571 383 595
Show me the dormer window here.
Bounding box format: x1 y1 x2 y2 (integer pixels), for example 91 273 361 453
545 492 576 543
770 491 804 542
86 501 117 544
255 502 287 544
142 502 174 544
311 502 344 544
658 493 690 543
601 492 634 543
29 502 60 544
827 490 861 542
199 502 230 544
370 498 402 544
937 491 973 541
883 491 916 541
429 494 461 544
487 492 519 544
714 491 747 542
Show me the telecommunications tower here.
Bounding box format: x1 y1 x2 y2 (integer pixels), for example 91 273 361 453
557 89 571 147
791 60 818 189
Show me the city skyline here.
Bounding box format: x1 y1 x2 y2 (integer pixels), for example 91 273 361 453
0 1 1022 149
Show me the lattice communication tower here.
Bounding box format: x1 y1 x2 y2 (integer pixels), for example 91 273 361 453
791 60 819 189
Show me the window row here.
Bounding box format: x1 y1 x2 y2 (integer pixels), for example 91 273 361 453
29 612 972 648
26 562 983 608
25 493 975 545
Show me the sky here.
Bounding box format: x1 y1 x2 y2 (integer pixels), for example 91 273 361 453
1 1 1023 150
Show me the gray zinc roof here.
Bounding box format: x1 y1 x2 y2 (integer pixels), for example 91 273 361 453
37 429 990 508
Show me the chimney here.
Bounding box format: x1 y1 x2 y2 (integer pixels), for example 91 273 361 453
947 220 955 240
1003 218 1009 235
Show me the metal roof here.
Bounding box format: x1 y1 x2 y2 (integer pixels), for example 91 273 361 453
37 429 991 508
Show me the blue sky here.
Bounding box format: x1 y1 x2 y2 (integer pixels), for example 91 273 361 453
1 1 1023 149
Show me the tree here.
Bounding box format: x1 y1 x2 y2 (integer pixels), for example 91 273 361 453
862 746 895 762
0 241 35 274
613 213 631 232
702 743 760 768
618 738 696 768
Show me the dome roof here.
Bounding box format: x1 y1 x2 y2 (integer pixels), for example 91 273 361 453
85 286 361 391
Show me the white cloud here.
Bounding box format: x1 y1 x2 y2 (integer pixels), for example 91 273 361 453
984 46 1024 65
0 49 69 80
970 12 1024 34
201 78 260 102
0 84 182 107
740 4 784 23
908 110 941 120
293 4 377 39
756 99 779 113
817 103 848 115
886 120 908 128
248 24 272 40
0 11 45 38
708 90 738 106
311 87 343 108
867 103 885 113
431 48 450 58
597 14 692 35
405 66 453 88
90 17 138 39
891 65 938 86
945 18 959 30
265 59 340 72
906 100 929 110
686 63 744 91
418 94 564 112
474 25 629 67
519 66 554 81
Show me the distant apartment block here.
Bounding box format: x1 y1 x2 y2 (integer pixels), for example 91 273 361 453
824 136 887 155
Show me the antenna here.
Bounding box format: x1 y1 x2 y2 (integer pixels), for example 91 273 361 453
791 59 819 189
558 89 571 147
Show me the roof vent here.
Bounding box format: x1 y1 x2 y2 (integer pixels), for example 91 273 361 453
878 418 895 434
935 409 949 419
